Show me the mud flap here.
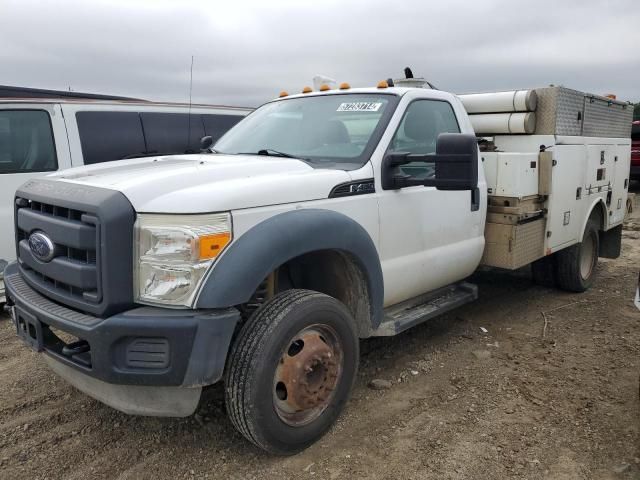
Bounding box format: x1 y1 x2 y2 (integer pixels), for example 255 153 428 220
599 225 622 259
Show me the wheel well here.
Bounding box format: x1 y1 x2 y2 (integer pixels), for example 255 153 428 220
588 201 606 230
243 250 373 338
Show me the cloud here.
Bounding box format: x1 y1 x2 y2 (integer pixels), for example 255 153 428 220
1 0 638 107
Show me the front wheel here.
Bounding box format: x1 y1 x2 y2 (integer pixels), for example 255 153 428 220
224 289 359 455
556 220 600 292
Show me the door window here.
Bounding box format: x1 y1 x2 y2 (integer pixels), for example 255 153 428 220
76 111 146 165
0 110 57 173
140 112 204 154
388 100 460 179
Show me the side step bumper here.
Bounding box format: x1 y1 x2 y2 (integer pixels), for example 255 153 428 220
371 282 478 337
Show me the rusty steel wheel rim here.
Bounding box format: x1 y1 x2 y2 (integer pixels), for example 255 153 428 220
273 324 344 427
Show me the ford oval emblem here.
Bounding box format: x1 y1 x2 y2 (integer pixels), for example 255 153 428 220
28 231 56 262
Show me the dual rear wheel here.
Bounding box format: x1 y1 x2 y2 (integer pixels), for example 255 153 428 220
532 220 600 292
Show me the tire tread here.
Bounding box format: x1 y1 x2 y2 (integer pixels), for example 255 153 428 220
555 221 599 292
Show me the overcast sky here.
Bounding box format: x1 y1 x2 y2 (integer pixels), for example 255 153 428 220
1 0 638 107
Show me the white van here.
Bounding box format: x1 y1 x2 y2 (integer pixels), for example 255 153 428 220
0 86 251 302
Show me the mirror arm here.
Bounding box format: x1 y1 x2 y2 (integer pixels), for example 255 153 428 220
387 152 410 167
382 133 478 192
387 152 434 167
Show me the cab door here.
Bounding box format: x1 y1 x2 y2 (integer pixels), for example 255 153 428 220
374 93 485 307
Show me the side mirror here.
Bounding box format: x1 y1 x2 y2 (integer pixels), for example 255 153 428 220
427 133 478 190
200 135 214 152
382 133 478 191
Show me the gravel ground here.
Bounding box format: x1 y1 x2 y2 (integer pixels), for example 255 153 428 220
0 188 638 480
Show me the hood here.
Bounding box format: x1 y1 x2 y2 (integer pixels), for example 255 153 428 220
50 154 352 212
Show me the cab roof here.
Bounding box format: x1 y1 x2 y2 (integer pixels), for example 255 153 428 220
275 86 419 101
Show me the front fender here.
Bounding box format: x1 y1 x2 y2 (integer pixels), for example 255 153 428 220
194 209 384 328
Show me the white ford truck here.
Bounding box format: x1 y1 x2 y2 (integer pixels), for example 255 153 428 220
4 76 632 454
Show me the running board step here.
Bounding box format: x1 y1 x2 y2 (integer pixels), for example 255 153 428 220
371 282 478 337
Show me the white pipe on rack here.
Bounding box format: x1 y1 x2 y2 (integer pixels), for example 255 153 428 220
469 112 536 135
458 90 537 114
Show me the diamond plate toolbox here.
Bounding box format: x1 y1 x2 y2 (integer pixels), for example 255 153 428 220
534 86 633 138
481 218 546 270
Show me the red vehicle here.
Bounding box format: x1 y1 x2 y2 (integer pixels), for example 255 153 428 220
632 120 640 180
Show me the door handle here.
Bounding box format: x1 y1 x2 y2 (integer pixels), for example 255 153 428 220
471 187 480 212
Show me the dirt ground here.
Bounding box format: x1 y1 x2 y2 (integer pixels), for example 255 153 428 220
1 188 639 480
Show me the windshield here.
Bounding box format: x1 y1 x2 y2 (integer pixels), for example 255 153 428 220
215 93 398 168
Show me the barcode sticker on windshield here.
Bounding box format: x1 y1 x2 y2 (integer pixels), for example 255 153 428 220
336 102 382 112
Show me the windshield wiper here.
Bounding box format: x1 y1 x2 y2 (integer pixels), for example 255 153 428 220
120 149 202 160
256 148 299 159
233 149 315 164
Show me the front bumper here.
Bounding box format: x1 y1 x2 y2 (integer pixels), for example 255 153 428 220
4 262 240 416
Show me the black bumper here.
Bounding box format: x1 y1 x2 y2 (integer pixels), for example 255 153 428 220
4 263 239 388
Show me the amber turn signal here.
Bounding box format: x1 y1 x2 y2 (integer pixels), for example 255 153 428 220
199 232 231 260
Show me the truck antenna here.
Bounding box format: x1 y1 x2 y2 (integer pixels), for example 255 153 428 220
187 55 194 151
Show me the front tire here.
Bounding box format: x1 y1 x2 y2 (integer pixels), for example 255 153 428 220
556 220 599 292
224 289 359 455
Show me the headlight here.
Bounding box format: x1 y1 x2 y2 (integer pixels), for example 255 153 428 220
134 213 232 306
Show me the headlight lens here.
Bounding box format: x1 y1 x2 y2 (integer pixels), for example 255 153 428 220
134 213 232 306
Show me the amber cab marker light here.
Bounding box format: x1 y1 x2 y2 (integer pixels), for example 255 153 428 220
605 94 617 100
339 82 351 90
377 80 389 89
302 86 313 94
279 91 289 98
319 84 330 91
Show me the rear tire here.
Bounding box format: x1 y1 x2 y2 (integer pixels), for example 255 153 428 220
556 221 599 292
224 289 359 455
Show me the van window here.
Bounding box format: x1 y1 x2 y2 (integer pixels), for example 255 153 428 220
76 111 146 165
202 114 243 142
140 113 204 154
0 110 57 173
